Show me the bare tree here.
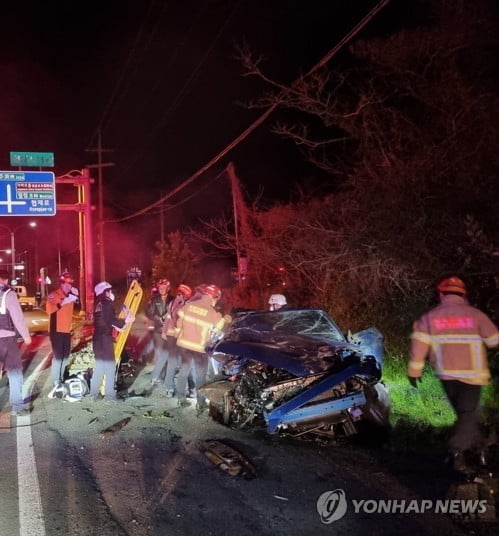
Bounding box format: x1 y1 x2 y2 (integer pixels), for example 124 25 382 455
233 0 499 337
196 1 499 349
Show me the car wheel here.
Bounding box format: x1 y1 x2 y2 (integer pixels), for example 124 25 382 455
222 392 232 425
363 383 391 427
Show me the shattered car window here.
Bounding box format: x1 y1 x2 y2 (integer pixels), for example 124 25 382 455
233 309 346 342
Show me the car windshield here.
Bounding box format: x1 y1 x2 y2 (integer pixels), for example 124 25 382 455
232 309 346 342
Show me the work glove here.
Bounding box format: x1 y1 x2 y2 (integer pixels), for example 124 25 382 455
61 294 78 306
69 287 79 297
408 376 422 388
125 312 135 324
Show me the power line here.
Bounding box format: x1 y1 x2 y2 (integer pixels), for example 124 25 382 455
111 4 208 156
106 0 391 224
88 0 162 146
119 0 242 176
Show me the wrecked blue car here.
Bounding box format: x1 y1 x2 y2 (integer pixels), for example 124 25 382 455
200 308 391 440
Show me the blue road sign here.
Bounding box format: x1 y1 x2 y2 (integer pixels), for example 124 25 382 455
0 171 56 216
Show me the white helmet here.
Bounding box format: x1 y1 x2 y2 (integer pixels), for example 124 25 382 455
268 294 287 307
95 281 112 296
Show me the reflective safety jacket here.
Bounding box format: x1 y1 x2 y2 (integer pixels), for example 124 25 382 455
46 288 75 333
408 294 499 385
0 287 30 340
176 294 226 354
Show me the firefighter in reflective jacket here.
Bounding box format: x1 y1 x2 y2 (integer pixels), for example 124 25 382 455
175 284 230 409
161 284 195 398
408 276 499 471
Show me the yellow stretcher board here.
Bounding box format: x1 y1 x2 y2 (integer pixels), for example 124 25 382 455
114 279 143 362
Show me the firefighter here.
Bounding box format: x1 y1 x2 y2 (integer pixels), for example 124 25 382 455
90 281 135 401
268 294 287 311
408 276 499 472
175 284 231 409
46 272 79 396
0 271 32 416
161 284 194 398
145 278 173 386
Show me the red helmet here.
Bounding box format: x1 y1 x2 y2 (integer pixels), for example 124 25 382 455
197 283 221 300
60 272 74 284
437 276 467 295
177 284 193 299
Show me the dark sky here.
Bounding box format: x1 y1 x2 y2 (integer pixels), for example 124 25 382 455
0 0 404 283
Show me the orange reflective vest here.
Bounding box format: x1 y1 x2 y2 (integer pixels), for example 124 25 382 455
408 294 499 385
176 294 225 353
46 288 75 333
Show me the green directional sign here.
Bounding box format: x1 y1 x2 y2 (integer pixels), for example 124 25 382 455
10 151 54 167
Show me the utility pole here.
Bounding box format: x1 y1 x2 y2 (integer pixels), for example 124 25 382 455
85 128 114 281
160 191 164 243
226 163 251 283
56 169 95 317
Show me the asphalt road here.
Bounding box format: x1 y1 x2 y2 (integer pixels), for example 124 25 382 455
0 319 496 536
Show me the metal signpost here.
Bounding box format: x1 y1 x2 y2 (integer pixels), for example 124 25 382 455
0 170 56 216
10 151 55 167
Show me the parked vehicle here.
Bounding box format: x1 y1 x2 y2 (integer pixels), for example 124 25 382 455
12 286 37 311
200 308 391 441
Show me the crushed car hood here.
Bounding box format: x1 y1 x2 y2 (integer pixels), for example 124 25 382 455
210 309 383 377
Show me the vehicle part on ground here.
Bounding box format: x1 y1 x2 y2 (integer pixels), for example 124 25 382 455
201 309 391 442
100 417 131 437
197 439 258 479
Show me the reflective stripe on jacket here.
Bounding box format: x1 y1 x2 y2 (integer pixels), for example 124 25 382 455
163 296 186 338
176 294 222 353
408 294 499 385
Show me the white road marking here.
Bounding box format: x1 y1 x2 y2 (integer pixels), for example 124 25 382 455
17 421 45 535
16 350 52 536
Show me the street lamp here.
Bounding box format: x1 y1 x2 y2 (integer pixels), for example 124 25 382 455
0 222 37 281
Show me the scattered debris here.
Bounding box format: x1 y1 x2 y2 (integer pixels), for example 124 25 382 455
197 439 258 479
100 416 132 437
143 410 173 419
127 389 150 398
88 417 99 425
273 495 289 501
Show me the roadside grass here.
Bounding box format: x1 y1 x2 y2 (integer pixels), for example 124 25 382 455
381 356 497 452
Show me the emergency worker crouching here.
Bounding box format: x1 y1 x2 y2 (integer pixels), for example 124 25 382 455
0 271 32 416
175 284 231 409
90 282 135 401
408 276 499 472
46 272 79 396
